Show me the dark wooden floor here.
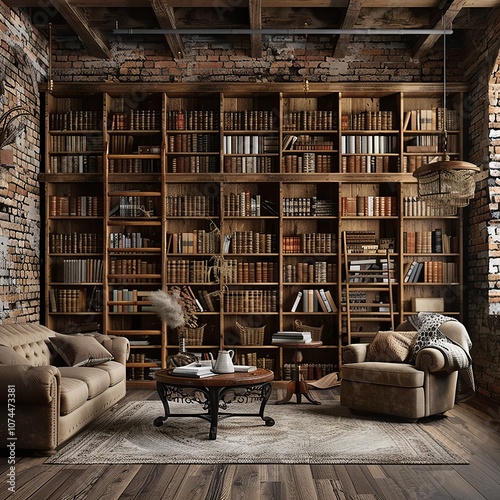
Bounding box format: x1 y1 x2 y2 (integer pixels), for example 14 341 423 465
2 385 500 500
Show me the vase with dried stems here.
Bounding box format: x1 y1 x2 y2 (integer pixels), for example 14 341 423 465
149 287 200 367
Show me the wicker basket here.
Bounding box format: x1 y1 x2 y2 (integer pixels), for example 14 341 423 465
294 319 323 342
177 324 206 346
236 322 266 345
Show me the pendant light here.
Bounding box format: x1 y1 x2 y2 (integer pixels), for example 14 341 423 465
412 14 479 208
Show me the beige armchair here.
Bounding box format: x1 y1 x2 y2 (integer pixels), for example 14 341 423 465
340 319 473 420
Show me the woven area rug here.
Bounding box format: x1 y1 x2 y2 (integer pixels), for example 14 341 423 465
46 400 466 465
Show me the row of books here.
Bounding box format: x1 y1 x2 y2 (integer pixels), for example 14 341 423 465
282 197 335 217
166 259 214 284
49 195 102 217
109 195 156 218
403 260 458 283
50 111 102 131
340 196 397 217
223 111 276 131
108 258 158 277
341 111 394 131
109 232 157 249
403 108 459 131
223 156 276 173
226 231 276 254
167 133 219 153
223 191 263 217
57 258 103 283
110 110 161 131
165 195 217 217
290 288 337 313
49 155 102 174
169 155 219 173
341 135 397 154
403 197 457 216
50 232 102 254
167 231 220 254
340 154 393 174
166 110 219 131
223 135 278 154
283 261 336 284
224 260 278 283
49 288 87 313
282 111 337 131
403 230 458 254
108 158 160 174
282 233 337 254
283 364 337 381
223 290 278 313
110 289 151 312
51 135 103 153
282 153 334 173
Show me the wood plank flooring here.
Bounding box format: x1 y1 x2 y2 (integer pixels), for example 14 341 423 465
2 386 500 500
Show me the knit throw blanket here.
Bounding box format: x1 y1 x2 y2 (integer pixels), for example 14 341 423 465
408 312 475 403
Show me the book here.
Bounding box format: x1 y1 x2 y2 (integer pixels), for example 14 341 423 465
290 291 302 312
233 365 257 372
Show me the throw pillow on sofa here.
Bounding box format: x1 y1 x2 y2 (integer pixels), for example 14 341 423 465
366 330 418 363
50 334 114 367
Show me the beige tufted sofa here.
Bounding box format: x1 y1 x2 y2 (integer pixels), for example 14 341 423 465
0 323 129 454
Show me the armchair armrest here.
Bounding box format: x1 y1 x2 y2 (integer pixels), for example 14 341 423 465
415 347 450 372
90 333 130 365
0 365 61 404
343 343 370 363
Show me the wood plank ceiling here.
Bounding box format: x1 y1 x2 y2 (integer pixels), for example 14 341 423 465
5 0 500 59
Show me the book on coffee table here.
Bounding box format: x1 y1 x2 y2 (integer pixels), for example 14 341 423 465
171 362 217 378
233 365 257 372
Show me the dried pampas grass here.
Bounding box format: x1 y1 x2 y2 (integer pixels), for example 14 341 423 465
149 289 185 329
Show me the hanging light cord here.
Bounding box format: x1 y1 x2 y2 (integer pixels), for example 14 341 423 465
442 11 449 159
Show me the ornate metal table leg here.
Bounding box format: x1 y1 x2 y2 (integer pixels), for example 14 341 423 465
259 382 275 426
207 387 222 440
153 382 171 427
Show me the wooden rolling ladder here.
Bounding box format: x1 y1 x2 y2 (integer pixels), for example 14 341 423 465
343 232 395 344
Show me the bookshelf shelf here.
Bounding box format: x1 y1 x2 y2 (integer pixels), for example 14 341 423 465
41 83 467 385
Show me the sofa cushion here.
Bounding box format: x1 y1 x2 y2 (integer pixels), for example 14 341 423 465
58 367 111 399
342 362 425 388
60 377 89 415
51 334 114 367
0 345 31 365
366 330 418 362
93 361 125 387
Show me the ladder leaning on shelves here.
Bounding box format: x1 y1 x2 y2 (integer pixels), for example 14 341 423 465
343 232 395 344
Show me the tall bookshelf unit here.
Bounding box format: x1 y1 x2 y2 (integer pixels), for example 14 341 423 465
41 83 467 387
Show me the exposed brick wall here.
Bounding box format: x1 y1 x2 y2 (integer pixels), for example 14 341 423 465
51 35 461 84
464 7 500 400
0 4 48 323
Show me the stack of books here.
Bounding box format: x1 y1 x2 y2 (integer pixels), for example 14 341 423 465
171 361 216 378
272 331 312 344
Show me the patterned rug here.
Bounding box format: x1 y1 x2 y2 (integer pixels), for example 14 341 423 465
46 399 467 465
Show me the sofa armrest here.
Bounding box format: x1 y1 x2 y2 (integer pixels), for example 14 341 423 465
0 365 61 404
343 343 369 363
91 334 130 365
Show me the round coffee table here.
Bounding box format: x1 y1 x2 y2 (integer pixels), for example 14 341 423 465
153 368 275 439
276 340 323 405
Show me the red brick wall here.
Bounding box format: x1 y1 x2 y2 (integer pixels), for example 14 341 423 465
0 4 48 323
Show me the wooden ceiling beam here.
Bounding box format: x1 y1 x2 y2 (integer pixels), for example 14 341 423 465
249 0 263 58
150 0 185 58
333 0 363 59
50 0 111 58
412 0 468 59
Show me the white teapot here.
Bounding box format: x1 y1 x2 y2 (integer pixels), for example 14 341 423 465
209 349 235 373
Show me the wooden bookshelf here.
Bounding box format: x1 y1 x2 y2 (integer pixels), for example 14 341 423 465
40 82 467 386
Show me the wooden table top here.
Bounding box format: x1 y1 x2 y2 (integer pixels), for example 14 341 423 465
153 368 274 387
